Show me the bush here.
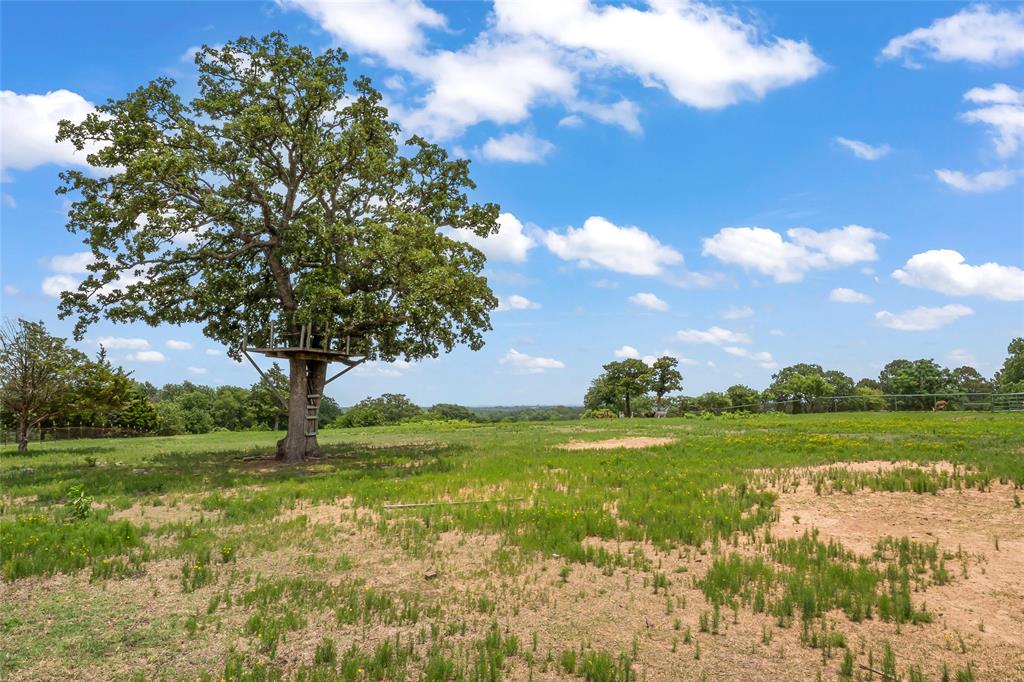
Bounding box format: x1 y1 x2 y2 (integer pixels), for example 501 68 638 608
582 408 616 419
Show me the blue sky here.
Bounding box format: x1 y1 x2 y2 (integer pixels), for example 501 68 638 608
2 1 1022 406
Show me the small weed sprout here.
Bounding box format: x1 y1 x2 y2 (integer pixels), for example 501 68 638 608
64 483 93 520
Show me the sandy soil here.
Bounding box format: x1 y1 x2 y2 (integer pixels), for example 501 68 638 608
556 437 676 451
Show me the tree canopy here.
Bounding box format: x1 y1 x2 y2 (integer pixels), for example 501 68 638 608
54 33 501 460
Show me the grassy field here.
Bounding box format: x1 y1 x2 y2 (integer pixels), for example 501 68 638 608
1 413 1022 681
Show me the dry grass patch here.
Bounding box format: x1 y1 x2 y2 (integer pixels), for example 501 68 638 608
557 437 675 451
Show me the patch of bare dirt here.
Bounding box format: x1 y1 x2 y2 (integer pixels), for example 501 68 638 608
768 461 1024 675
557 437 676 451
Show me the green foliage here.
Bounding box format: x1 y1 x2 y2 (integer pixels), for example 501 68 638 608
725 385 760 411
64 483 93 521
650 356 683 410
332 393 422 428
995 337 1024 391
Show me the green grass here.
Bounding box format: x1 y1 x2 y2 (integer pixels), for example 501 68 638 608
1 412 1021 679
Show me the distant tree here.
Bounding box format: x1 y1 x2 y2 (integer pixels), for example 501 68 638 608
878 359 913 394
822 370 855 398
995 338 1024 392
889 359 952 409
584 374 624 415
601 359 655 418
0 319 84 451
248 363 289 430
725 384 760 412
696 391 731 414
318 396 343 427
155 400 187 435
212 386 252 431
855 377 882 392
950 366 993 395
335 393 421 428
768 364 834 414
650 356 683 412
852 386 885 411
54 33 500 461
427 403 477 422
64 348 143 427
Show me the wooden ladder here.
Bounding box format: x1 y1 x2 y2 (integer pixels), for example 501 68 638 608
304 393 322 436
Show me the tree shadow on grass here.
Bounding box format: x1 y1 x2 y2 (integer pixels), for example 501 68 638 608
1 439 465 505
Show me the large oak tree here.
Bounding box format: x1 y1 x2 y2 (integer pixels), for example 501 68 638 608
55 34 500 461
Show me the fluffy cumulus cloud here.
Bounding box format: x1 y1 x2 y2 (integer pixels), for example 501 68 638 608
960 84 1024 157
721 305 753 320
723 346 777 369
628 292 669 312
544 216 683 276
834 137 890 160
480 131 554 163
187 367 208 375
283 0 823 139
674 326 750 345
614 345 639 358
95 336 150 350
444 212 536 263
875 304 974 332
829 287 873 304
126 350 167 363
41 274 78 298
881 5 1024 67
934 169 1017 192
500 348 565 373
497 294 540 311
41 252 149 299
892 249 1024 301
492 0 823 109
702 225 886 283
0 90 98 173
49 251 94 274
166 339 194 350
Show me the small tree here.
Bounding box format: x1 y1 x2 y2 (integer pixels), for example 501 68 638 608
0 319 83 451
650 356 683 413
55 33 499 461
602 359 654 418
248 363 289 430
995 338 1024 392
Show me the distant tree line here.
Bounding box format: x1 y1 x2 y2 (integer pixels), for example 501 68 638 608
584 339 1024 417
326 393 583 428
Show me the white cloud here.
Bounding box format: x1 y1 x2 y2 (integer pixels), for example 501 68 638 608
723 346 777 369
834 137 891 160
187 366 208 375
768 328 784 336
948 348 977 367
875 304 974 332
3 285 18 296
881 5 1024 67
0 90 99 173
493 0 823 109
41 274 78 298
965 83 1024 106
935 168 1017 193
2 193 15 208
628 292 669 312
126 350 167 363
166 339 194 350
500 348 565 373
960 84 1024 157
497 294 540 311
721 305 753 320
558 114 583 128
674 326 750 345
444 212 536 263
568 98 641 134
829 287 873 304
614 345 639 359
544 216 683 276
95 336 151 350
480 131 554 163
892 249 1024 301
285 0 822 139
205 349 222 356
48 251 94 274
277 0 446 64
702 225 886 283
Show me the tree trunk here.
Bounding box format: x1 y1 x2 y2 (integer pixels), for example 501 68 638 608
273 414 280 431
625 393 632 419
16 413 28 452
276 358 328 462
